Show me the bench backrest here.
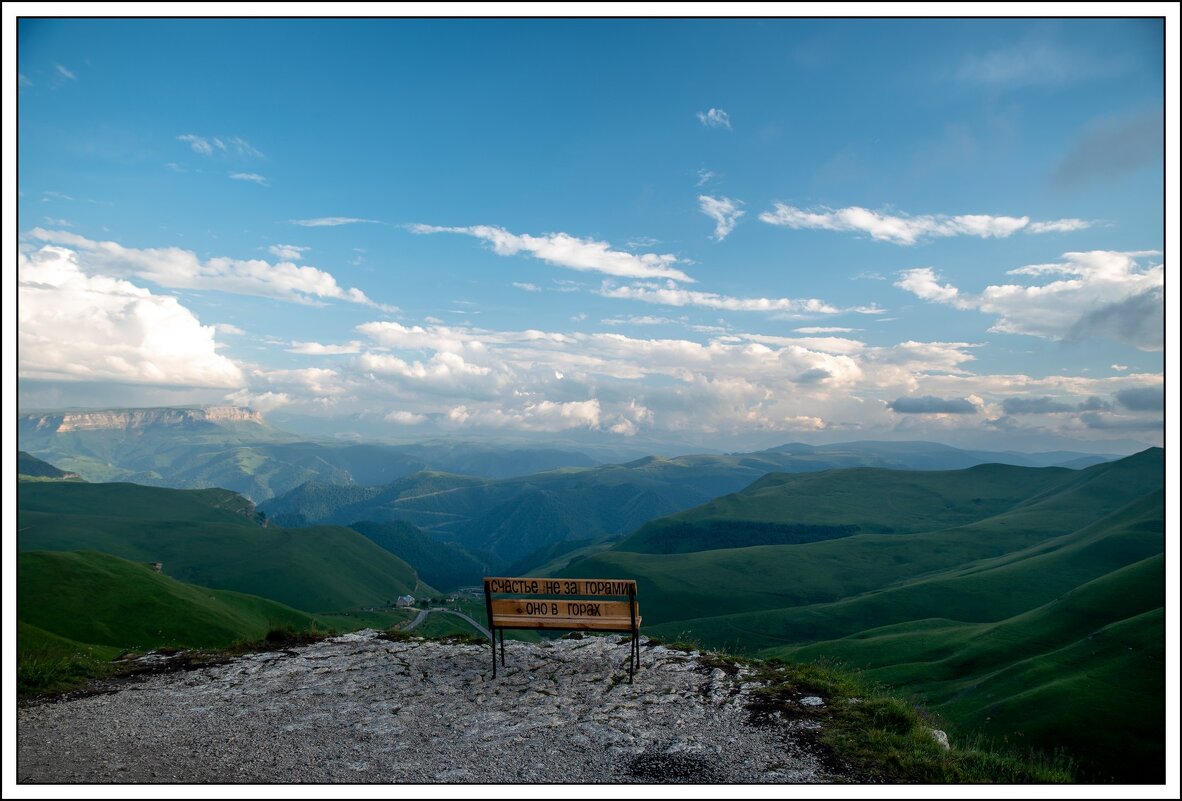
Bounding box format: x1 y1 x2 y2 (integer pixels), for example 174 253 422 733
483 576 640 633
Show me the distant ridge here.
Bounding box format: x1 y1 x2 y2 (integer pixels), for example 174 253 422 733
20 405 267 433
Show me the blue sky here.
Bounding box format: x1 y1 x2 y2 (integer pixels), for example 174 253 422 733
13 16 1169 452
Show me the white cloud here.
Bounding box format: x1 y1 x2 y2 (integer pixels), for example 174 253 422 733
286 341 363 355
599 280 857 315
513 282 542 292
214 323 245 335
759 203 1088 245
602 315 680 326
795 327 859 334
290 217 381 227
177 134 262 158
761 204 1026 244
1111 364 1128 372
55 64 76 80
224 389 292 412
446 400 602 433
894 267 970 307
227 136 264 159
19 246 243 388
698 195 746 240
268 244 309 261
43 217 71 227
697 108 731 129
177 134 221 156
696 169 716 187
410 224 694 282
896 251 1164 350
1026 218 1093 234
230 172 268 186
211 311 1161 446
386 410 427 425
30 229 396 312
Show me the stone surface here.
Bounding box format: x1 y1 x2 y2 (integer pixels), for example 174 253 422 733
17 631 847 784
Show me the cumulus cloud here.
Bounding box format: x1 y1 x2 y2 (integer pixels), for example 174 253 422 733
224 389 292 412
290 217 381 227
758 203 1090 245
1081 412 1163 431
30 229 395 312
698 195 745 240
896 251 1163 350
214 323 245 335
894 267 969 307
19 246 243 388
268 244 309 261
1001 395 1114 415
447 400 602 432
410 224 693 282
1115 386 1163 412
887 395 979 414
697 108 731 129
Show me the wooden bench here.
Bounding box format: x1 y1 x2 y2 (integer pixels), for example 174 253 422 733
482 577 642 682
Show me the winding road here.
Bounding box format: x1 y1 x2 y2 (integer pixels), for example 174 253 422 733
403 607 491 639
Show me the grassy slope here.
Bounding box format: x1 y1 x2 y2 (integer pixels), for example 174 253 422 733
348 520 487 592
768 555 1164 783
566 450 1163 782
18 482 429 613
19 551 323 650
18 451 79 479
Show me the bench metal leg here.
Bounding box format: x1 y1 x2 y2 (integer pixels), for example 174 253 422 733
629 630 636 683
499 629 505 666
490 627 497 679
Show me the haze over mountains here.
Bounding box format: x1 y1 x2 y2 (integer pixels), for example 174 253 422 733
15 405 1165 782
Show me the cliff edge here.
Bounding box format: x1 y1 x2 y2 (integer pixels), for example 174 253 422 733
17 631 847 784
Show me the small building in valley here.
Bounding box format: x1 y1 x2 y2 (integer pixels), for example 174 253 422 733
395 595 416 608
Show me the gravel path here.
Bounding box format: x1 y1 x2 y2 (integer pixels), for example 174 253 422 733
18 631 843 784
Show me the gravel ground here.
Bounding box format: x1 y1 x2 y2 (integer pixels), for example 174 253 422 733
17 630 846 784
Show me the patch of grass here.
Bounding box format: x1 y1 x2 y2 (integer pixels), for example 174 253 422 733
700 649 1074 783
17 623 122 697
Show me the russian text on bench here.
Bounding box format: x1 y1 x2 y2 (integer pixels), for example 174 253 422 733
482 576 642 682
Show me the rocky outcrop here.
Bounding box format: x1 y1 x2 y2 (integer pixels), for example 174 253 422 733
17 631 848 784
22 406 265 433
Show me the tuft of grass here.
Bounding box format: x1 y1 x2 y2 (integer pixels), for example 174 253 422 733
18 651 117 696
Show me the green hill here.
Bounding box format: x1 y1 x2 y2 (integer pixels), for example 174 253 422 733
19 550 323 651
348 520 488 591
18 451 82 480
557 449 1164 782
17 482 430 613
262 443 1115 571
